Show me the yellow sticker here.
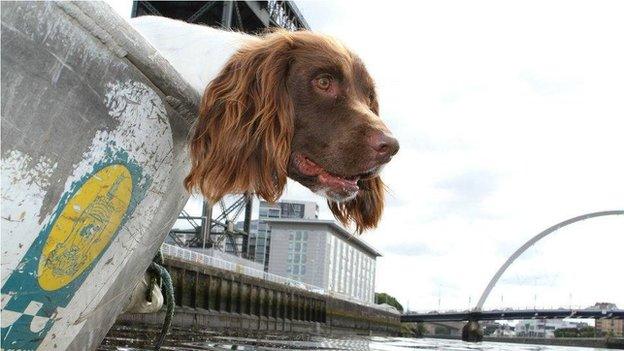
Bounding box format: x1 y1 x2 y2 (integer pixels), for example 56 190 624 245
38 164 133 291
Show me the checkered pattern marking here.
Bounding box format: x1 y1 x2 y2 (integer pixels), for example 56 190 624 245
1 293 62 349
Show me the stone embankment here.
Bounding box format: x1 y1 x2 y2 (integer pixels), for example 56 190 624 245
104 256 400 347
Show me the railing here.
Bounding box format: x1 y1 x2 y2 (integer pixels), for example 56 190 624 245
160 243 395 313
162 243 323 291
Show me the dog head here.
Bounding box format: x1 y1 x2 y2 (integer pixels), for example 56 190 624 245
184 30 399 232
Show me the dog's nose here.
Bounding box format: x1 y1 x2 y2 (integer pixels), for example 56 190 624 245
371 131 399 160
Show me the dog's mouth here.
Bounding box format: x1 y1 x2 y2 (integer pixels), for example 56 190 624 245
290 153 378 201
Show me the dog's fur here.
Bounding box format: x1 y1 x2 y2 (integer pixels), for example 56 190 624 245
131 16 398 232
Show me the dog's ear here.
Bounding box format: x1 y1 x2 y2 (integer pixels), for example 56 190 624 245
328 176 385 233
184 33 294 203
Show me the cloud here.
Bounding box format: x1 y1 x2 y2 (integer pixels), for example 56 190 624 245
434 169 500 219
499 273 561 287
519 71 582 96
381 242 438 257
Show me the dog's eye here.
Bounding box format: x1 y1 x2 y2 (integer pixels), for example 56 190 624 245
314 75 333 91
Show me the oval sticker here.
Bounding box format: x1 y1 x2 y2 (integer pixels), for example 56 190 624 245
37 164 133 291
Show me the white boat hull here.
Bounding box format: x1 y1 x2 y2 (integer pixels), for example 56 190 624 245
1 2 198 349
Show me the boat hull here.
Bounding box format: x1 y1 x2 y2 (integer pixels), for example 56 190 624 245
1 2 198 350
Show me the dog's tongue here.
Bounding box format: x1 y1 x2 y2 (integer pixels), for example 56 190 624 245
318 173 359 192
295 154 359 192
296 156 325 176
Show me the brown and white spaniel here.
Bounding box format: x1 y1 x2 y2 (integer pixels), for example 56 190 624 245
131 16 399 232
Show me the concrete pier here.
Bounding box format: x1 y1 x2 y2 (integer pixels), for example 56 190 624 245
461 321 483 342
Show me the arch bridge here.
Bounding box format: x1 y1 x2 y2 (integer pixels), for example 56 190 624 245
401 210 624 341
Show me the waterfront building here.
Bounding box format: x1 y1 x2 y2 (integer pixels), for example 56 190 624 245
265 218 381 304
245 200 319 271
514 319 586 338
595 319 624 337
589 302 623 337
259 200 319 220
590 302 618 310
482 321 515 337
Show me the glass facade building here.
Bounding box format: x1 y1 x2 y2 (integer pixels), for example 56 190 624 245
266 218 380 304
245 200 318 271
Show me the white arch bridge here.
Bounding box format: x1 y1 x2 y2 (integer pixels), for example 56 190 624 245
401 210 624 335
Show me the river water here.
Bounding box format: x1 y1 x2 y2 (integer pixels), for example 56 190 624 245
103 335 610 350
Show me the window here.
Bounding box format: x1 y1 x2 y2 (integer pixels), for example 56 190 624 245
328 235 335 289
339 240 346 293
332 236 340 292
268 209 280 218
259 208 268 218
280 203 305 218
286 229 309 280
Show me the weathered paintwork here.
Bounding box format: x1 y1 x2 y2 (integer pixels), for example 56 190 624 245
1 2 199 350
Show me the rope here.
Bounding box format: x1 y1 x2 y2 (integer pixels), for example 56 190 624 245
147 250 175 351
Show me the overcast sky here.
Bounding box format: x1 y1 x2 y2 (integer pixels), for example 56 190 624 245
107 0 623 312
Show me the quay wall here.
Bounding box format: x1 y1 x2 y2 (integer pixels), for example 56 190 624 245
109 257 400 338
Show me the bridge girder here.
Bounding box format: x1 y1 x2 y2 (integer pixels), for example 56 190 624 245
401 309 624 323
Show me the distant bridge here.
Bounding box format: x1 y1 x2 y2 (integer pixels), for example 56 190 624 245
401 309 624 323
474 210 624 312
403 210 624 342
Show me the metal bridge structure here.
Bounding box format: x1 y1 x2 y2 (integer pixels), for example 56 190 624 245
131 1 309 257
132 1 309 32
401 210 624 341
401 308 624 323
